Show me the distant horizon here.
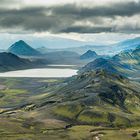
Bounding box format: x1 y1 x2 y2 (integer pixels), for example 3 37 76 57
1 35 140 49
0 35 140 50
0 0 140 54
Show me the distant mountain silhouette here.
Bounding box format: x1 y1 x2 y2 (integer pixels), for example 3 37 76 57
80 50 98 59
8 40 41 56
0 52 31 71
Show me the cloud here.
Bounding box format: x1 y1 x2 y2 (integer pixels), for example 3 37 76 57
51 2 140 18
0 0 20 6
0 0 140 34
61 26 112 33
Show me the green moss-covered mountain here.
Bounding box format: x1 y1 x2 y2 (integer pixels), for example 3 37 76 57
48 69 140 127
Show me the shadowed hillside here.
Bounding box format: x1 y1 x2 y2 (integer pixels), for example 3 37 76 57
0 52 32 72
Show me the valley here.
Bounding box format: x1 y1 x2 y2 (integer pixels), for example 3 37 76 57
0 39 140 140
0 0 140 139
0 75 140 140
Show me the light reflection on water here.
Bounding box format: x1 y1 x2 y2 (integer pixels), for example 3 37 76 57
0 68 78 78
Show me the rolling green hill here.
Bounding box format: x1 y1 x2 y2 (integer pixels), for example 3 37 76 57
42 69 140 127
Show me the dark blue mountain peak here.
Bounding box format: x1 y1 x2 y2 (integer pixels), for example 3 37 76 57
8 40 40 56
80 50 97 59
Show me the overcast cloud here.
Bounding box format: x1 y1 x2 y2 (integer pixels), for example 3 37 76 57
0 0 140 50
0 0 139 34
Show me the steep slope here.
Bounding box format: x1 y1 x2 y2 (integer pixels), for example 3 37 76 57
79 58 121 74
0 52 31 71
112 45 140 71
40 47 140 126
0 77 140 140
113 43 140 59
8 40 41 56
48 70 140 127
80 50 98 59
132 45 140 60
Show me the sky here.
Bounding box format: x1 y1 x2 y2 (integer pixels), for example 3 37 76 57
0 0 140 50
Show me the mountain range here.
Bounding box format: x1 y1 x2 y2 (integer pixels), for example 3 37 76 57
35 37 140 55
0 38 139 75
0 38 140 139
79 45 140 78
4 37 140 57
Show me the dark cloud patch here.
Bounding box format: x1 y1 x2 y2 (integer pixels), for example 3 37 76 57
0 7 48 29
61 26 112 33
51 2 140 18
0 7 74 32
0 1 140 33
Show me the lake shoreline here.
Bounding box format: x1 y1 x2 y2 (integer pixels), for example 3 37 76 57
0 66 78 78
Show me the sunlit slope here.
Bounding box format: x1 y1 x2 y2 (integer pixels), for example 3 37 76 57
48 70 140 127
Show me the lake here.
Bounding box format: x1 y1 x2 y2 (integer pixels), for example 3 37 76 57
0 68 78 78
